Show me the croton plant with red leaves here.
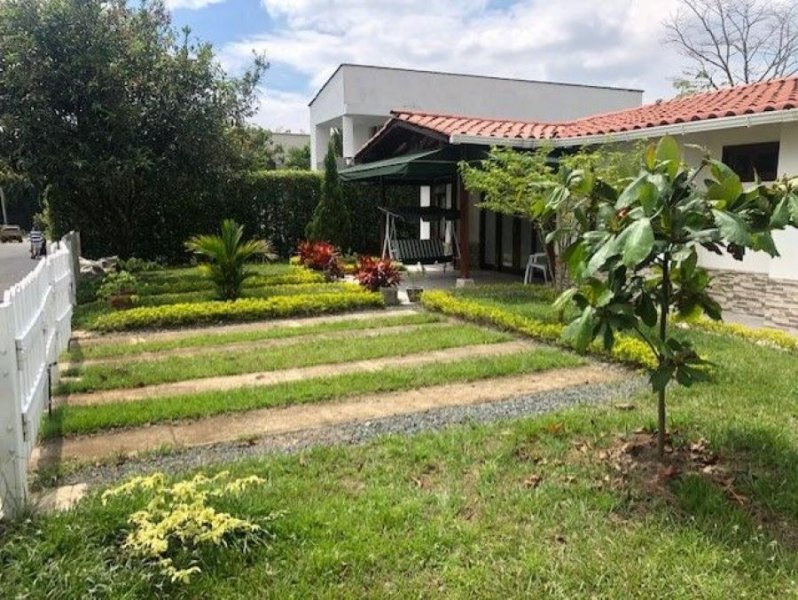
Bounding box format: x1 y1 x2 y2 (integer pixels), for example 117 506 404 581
297 240 343 279
354 256 402 292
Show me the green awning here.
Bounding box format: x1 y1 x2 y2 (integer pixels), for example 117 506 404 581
339 149 459 184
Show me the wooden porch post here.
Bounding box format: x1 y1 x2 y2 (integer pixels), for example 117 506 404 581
457 173 471 281
378 177 386 257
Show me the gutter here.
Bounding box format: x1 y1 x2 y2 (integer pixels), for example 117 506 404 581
448 108 798 149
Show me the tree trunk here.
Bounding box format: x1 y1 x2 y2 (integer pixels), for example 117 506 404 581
657 254 670 459
657 386 667 458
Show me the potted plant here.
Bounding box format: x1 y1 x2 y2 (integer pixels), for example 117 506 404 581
96 270 140 309
405 266 424 303
354 256 402 305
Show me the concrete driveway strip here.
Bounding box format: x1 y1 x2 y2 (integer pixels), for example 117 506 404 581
59 340 537 406
33 364 627 465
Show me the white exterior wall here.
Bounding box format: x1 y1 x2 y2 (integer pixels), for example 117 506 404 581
310 64 643 168
668 122 798 280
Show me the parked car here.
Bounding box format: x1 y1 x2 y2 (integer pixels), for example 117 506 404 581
0 225 23 243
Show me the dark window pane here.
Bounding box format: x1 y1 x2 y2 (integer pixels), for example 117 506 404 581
721 142 780 182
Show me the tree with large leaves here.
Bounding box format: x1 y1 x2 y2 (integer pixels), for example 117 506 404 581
547 136 798 457
185 219 276 300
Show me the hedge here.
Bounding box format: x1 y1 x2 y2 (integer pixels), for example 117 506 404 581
136 282 364 307
65 170 419 261
226 171 418 257
421 290 656 369
681 317 798 352
91 291 384 331
137 268 326 296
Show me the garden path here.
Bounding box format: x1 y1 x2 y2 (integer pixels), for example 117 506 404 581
61 321 451 368
57 340 537 406
32 363 626 466
70 307 412 345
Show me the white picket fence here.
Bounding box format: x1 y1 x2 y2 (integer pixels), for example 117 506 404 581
0 232 79 518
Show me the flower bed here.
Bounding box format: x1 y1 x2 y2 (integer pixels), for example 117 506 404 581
92 291 383 331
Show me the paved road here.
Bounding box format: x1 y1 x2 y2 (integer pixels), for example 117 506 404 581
0 238 37 294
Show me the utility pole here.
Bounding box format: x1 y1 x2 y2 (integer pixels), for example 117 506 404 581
0 185 7 225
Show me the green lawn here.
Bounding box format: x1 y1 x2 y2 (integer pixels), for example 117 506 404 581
65 312 443 362
7 286 798 597
57 322 510 394
8 325 798 597
44 347 582 438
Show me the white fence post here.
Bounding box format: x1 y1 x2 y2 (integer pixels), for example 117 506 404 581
0 302 26 519
0 231 77 519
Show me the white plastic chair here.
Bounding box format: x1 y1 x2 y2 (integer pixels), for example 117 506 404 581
524 252 550 284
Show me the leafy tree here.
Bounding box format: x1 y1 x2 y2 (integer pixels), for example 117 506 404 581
0 0 266 259
461 145 638 291
185 219 276 300
547 136 798 457
283 144 311 170
306 139 350 249
664 0 798 93
227 126 280 171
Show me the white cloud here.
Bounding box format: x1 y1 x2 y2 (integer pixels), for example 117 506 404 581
221 0 688 130
250 88 310 132
165 0 227 10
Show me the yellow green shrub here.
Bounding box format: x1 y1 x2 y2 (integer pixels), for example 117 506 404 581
421 290 655 368
102 472 272 584
682 317 798 351
92 291 384 331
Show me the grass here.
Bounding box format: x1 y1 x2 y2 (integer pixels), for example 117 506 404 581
57 322 510 394
43 348 583 437
9 285 798 597
9 323 798 597
65 312 443 361
453 283 571 322
73 263 332 328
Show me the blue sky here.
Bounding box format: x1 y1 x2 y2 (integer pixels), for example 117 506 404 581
169 0 686 132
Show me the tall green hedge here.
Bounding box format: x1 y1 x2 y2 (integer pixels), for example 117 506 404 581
69 169 419 261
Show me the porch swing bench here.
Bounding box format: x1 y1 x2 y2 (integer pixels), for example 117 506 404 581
379 206 460 269
391 238 452 265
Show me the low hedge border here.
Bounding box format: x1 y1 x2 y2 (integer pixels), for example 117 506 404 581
136 268 326 296
681 317 798 352
421 290 656 369
137 282 364 307
91 292 384 332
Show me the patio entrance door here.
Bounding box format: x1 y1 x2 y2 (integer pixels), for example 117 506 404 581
479 209 536 274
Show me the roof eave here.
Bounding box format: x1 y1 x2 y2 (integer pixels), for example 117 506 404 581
448 108 798 149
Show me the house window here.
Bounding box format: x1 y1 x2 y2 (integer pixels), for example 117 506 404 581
721 142 780 182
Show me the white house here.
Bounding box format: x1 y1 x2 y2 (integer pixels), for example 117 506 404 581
309 64 643 170
339 76 798 330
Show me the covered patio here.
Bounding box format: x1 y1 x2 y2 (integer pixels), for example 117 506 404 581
339 123 548 284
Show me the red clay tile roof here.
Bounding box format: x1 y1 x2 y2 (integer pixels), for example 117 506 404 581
388 76 798 143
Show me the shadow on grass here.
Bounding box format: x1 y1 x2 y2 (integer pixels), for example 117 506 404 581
609 423 798 561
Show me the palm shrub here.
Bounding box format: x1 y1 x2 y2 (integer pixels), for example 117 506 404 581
185 219 276 300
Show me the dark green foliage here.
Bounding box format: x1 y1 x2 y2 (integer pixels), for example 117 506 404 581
306 140 351 249
282 144 311 170
0 0 265 260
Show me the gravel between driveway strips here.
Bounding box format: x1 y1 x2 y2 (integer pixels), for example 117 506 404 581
49 375 646 489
